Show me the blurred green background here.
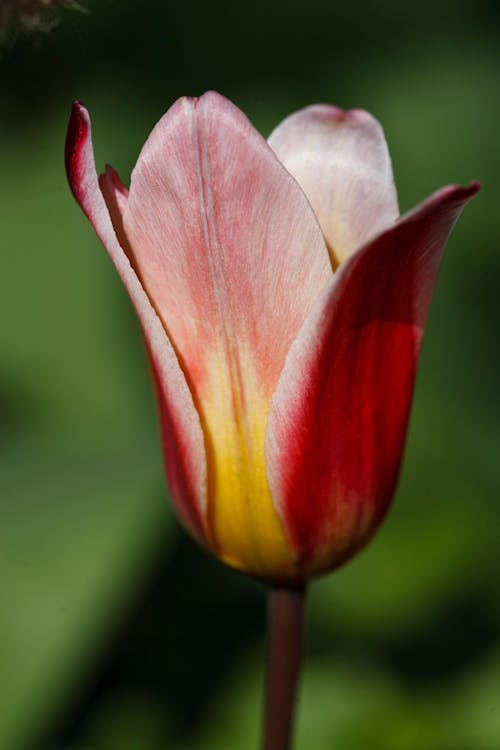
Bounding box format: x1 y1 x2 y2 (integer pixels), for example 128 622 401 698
1 1 499 748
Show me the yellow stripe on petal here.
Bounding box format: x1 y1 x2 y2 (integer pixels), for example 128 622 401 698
200 346 295 580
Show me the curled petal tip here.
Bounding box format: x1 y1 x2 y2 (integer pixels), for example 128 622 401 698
429 180 480 215
68 98 89 126
462 180 480 204
452 180 480 197
65 100 91 200
451 180 480 196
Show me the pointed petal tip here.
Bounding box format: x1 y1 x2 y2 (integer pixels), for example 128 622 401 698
446 179 480 197
101 163 128 195
458 180 480 205
410 180 480 219
199 89 231 104
65 99 91 200
67 99 89 133
196 90 244 120
189 91 252 124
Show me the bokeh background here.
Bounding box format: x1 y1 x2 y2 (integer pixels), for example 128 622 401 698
1 1 499 748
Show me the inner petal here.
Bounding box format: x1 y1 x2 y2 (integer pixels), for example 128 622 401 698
268 105 399 264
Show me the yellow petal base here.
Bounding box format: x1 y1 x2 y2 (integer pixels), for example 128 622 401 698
200 350 296 581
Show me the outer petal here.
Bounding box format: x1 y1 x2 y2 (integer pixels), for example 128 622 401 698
268 105 399 266
65 101 208 544
122 91 332 578
266 182 479 578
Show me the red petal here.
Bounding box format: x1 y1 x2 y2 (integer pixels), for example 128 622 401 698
65 101 208 543
266 182 479 577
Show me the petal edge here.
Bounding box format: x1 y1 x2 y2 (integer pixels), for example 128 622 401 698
65 101 208 543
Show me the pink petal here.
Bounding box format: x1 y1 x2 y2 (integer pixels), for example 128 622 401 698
266 182 479 578
66 101 208 544
121 92 332 573
268 105 399 266
123 91 331 403
98 165 135 261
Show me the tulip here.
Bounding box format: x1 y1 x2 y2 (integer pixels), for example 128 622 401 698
66 92 478 750
66 92 477 584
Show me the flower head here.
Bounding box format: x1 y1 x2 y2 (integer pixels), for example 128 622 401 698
66 92 478 583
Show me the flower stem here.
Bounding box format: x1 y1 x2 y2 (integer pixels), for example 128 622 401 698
261 584 306 750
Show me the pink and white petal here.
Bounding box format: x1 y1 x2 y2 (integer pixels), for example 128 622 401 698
121 92 333 573
268 105 399 266
123 91 332 405
66 101 208 544
266 182 479 578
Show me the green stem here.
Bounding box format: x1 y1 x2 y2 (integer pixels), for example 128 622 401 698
261 585 306 750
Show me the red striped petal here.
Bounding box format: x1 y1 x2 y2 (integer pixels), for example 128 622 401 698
66 101 208 543
266 182 479 578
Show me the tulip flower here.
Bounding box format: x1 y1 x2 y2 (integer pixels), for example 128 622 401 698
66 91 477 750
66 91 477 582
